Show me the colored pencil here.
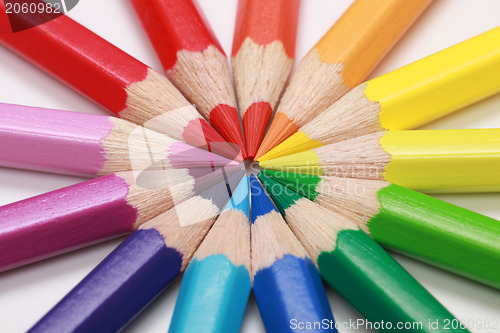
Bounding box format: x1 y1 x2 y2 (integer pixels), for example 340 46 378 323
169 176 251 333
260 129 500 193
130 0 246 159
28 170 245 333
259 174 469 333
232 0 301 158
249 174 336 332
259 26 500 161
0 3 229 154
261 170 500 289
255 0 432 160
0 103 239 177
0 167 239 272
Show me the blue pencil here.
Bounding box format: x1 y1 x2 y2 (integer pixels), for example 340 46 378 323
249 174 337 333
28 170 245 333
169 176 251 333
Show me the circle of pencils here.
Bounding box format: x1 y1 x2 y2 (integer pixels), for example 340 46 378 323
0 1 499 332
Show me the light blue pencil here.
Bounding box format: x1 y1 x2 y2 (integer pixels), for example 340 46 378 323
169 176 251 333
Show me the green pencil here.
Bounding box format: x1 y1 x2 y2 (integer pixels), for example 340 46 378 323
258 172 469 333
261 169 500 289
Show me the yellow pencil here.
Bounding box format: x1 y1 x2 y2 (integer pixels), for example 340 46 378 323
259 128 500 193
259 27 500 161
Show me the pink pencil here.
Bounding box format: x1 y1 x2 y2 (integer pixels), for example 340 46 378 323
0 103 239 177
0 167 239 272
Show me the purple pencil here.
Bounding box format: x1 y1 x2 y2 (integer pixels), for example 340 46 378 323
28 171 245 333
0 166 240 272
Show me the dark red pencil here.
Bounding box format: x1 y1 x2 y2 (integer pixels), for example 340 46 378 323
0 1 228 154
130 0 246 159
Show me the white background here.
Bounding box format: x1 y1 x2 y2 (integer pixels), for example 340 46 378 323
0 0 500 332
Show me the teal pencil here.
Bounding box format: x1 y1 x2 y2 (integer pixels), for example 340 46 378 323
169 176 251 333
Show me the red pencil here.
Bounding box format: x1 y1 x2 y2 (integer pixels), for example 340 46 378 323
232 0 301 158
0 2 229 155
130 0 246 159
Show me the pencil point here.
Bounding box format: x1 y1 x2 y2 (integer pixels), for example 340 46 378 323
254 112 299 160
259 150 321 175
209 104 247 159
243 102 273 159
258 131 323 161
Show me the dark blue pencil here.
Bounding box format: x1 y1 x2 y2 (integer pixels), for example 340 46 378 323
28 170 245 333
249 174 337 333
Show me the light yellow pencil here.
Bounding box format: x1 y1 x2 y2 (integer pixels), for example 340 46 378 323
259 128 500 193
259 27 500 161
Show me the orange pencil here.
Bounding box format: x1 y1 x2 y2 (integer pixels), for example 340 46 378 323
255 0 433 160
232 0 301 158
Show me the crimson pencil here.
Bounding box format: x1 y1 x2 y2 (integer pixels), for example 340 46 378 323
232 0 300 158
130 0 246 159
0 168 238 272
0 2 228 154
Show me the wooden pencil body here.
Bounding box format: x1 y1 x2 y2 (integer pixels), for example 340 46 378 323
0 103 115 177
0 4 228 151
0 103 239 177
261 129 500 193
250 175 335 332
0 174 141 272
169 177 251 333
0 6 148 115
29 171 245 332
232 0 300 157
28 228 184 333
131 0 246 156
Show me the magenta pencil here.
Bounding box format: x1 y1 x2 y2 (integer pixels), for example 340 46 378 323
0 103 238 177
0 167 238 272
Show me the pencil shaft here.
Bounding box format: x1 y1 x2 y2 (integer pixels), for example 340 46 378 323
29 229 182 333
0 6 147 115
381 129 500 192
232 0 300 157
169 255 251 333
318 229 468 333
0 174 137 272
130 0 224 72
372 27 500 130
253 255 336 333
0 103 114 176
370 184 500 289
